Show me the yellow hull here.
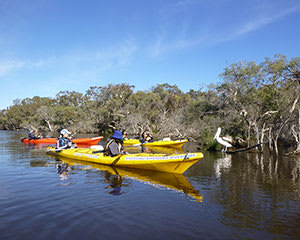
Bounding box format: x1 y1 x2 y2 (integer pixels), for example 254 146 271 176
46 147 204 174
123 139 141 146
124 139 188 148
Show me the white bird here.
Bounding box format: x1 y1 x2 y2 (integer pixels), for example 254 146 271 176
214 127 233 152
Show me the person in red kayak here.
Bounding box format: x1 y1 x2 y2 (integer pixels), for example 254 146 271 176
28 129 42 140
56 129 77 149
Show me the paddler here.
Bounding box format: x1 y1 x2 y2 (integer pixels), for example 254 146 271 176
56 129 77 149
105 130 127 156
28 129 42 140
122 130 129 140
140 130 154 144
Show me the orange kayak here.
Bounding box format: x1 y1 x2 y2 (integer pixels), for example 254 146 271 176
21 136 103 145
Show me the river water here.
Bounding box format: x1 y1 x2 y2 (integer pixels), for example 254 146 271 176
0 130 300 240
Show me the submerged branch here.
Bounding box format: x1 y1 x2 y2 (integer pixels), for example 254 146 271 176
226 142 266 153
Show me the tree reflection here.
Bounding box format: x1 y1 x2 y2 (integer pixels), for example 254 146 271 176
208 151 300 238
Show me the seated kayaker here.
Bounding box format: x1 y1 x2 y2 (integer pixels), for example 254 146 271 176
56 129 77 149
28 129 42 140
122 130 129 140
105 130 127 156
140 130 154 144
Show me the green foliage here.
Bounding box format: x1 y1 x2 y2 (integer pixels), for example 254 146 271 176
1 55 299 150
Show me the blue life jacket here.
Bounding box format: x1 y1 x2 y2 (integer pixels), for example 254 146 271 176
28 132 39 140
56 137 73 149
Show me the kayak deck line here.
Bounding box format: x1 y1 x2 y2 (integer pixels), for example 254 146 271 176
124 139 188 148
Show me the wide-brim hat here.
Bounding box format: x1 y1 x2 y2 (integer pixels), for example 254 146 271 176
112 130 123 140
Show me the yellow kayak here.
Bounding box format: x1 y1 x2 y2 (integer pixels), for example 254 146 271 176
46 147 204 174
124 139 188 148
123 139 141 146
51 157 203 202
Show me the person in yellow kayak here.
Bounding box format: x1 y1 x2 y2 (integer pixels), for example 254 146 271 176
56 129 77 149
140 130 154 144
122 130 129 140
105 130 127 156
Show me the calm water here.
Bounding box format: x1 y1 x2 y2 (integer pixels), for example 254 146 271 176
1 130 300 240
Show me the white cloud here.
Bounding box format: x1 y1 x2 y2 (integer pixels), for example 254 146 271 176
233 4 300 38
0 38 138 78
0 60 25 76
149 0 300 56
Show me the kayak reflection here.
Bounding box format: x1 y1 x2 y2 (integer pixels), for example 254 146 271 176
50 156 203 202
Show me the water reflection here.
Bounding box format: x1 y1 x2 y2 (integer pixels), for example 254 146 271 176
214 153 232 179
56 162 74 180
210 151 300 238
105 170 123 195
48 156 202 202
3 131 300 239
30 160 52 167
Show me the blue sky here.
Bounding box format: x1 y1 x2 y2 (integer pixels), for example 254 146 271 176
1 0 300 110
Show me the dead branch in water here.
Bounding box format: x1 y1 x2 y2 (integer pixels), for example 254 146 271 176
285 150 300 156
225 143 266 153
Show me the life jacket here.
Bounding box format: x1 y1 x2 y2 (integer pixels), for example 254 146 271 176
105 139 122 156
28 132 39 140
57 137 73 149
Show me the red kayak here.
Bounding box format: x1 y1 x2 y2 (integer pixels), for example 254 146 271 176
21 136 103 145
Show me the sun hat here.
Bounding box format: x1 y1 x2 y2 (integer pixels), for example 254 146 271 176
60 129 71 135
111 130 123 140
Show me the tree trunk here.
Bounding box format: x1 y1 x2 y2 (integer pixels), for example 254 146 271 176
260 123 266 152
297 109 300 153
268 127 273 151
247 126 251 147
274 124 285 155
46 120 53 132
274 137 279 155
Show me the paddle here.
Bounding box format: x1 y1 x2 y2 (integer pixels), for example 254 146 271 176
174 151 190 171
19 127 32 132
69 130 79 139
111 155 123 166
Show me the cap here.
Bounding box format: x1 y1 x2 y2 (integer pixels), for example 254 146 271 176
60 129 71 135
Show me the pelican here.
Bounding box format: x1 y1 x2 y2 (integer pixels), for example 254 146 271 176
214 127 233 152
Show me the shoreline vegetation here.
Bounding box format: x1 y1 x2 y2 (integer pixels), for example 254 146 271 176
1 54 300 154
